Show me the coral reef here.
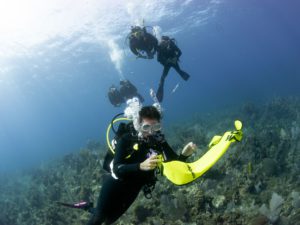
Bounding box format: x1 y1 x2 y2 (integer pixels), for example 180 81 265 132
0 97 300 225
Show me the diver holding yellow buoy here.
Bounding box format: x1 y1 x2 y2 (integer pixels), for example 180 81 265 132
86 98 197 224
58 95 242 224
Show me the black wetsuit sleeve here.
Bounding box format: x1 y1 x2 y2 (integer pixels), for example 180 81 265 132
172 42 182 58
130 39 139 56
113 135 140 178
160 141 189 162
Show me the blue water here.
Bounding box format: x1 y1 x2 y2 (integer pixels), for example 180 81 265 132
0 0 299 172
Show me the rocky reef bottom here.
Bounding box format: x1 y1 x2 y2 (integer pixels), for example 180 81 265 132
0 97 300 225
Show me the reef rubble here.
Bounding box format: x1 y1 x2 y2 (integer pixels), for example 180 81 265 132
0 97 299 225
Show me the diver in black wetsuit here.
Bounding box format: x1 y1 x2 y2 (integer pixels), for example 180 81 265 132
108 81 144 107
129 26 158 59
85 106 196 224
156 36 190 102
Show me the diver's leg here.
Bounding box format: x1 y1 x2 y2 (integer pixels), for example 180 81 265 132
105 182 142 224
157 65 171 102
86 175 121 225
173 62 190 81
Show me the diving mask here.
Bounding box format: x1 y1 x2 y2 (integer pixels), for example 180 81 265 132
140 122 161 133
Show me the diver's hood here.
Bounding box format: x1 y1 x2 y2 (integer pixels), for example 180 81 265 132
124 92 162 135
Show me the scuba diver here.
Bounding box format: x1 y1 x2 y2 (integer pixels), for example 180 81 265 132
119 79 144 103
156 36 190 102
107 85 124 107
88 105 196 224
128 26 158 59
107 80 144 107
59 102 197 225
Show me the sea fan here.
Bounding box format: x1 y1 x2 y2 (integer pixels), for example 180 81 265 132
259 192 284 223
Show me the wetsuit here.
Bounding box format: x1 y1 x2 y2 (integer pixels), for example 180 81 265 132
87 133 188 225
156 38 190 102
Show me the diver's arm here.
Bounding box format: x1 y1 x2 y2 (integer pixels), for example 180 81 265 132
171 42 182 58
175 45 182 59
129 39 140 56
130 45 139 56
160 141 189 162
113 135 140 177
176 47 182 58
